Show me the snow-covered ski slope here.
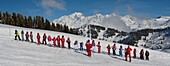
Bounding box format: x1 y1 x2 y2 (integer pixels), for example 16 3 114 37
0 24 170 66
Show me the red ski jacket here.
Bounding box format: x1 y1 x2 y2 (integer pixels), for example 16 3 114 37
30 33 33 37
43 35 47 39
48 36 52 41
86 42 92 51
25 34 29 38
126 47 132 54
37 35 40 39
66 38 71 43
56 37 60 41
61 38 65 42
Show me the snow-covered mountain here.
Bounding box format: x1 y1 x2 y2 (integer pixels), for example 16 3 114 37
53 12 131 32
53 12 170 32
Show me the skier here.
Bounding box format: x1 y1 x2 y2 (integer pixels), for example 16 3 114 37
140 49 144 60
107 44 111 55
91 40 96 52
61 35 65 48
15 30 21 40
47 35 52 46
42 33 47 45
37 33 41 45
119 45 123 57
21 30 24 41
25 31 29 41
30 31 33 43
145 50 150 60
80 42 84 51
52 37 57 47
66 37 71 49
133 48 137 58
74 40 78 52
56 35 61 47
112 44 117 55
125 46 132 62
97 42 101 53
124 48 127 59
86 40 92 57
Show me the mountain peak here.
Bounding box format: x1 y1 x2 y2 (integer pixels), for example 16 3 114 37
70 12 85 17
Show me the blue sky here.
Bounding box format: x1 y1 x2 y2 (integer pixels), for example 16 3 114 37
0 0 170 21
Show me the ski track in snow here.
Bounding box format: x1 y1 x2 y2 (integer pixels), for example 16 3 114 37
0 24 170 66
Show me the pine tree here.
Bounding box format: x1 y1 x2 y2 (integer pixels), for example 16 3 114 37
41 17 45 29
33 17 37 28
39 17 44 29
45 19 50 30
2 13 6 24
24 16 28 27
0 11 2 20
5 11 10 24
28 16 33 28
56 23 60 31
36 16 44 29
50 23 56 31
12 12 17 26
63 25 69 33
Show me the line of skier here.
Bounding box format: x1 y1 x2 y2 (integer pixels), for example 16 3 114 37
106 44 150 62
14 30 150 62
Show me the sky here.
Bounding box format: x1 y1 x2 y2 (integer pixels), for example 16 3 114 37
0 0 170 21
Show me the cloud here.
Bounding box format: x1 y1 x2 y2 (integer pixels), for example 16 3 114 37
40 0 66 10
36 0 66 16
127 5 133 15
92 10 100 14
116 0 126 5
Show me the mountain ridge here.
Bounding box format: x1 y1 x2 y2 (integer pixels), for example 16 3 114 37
53 12 170 32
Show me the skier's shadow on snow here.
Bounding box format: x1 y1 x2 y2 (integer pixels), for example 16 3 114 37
74 50 88 56
100 51 126 61
109 55 125 61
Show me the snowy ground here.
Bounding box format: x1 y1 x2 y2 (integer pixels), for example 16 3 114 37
0 24 170 66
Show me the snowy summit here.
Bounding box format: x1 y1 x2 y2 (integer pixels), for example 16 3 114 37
53 12 170 32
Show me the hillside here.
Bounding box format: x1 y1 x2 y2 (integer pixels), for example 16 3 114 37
0 24 170 66
53 12 170 32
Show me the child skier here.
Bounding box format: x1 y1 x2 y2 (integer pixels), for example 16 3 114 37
140 49 144 60
52 37 56 47
107 44 111 55
133 48 137 58
15 30 21 40
56 35 61 47
37 33 41 45
124 48 127 59
74 40 78 52
97 42 101 53
30 31 33 43
47 35 52 46
61 35 65 48
145 50 150 60
42 33 47 45
119 45 123 57
52 37 57 47
92 40 96 52
86 40 92 57
25 31 29 41
112 44 117 55
21 30 24 41
66 37 71 49
80 42 84 51
125 46 132 62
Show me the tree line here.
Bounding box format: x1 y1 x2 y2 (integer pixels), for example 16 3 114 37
0 11 78 34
